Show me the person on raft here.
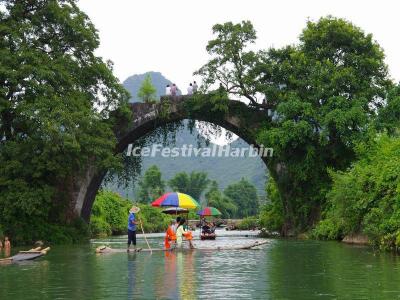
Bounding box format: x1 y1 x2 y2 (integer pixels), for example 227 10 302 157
174 216 181 232
164 219 177 249
176 218 194 249
127 206 140 252
165 216 184 249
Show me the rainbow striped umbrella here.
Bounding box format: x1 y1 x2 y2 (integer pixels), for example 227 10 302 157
152 192 200 209
197 207 222 216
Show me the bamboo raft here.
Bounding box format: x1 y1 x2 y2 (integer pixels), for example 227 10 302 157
200 233 216 240
0 247 51 264
96 240 269 254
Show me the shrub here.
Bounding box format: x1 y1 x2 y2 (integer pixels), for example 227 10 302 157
311 219 342 240
91 190 131 236
137 204 171 233
237 216 259 230
90 190 173 237
89 216 112 238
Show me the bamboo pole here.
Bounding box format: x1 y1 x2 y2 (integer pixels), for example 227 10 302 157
138 216 152 254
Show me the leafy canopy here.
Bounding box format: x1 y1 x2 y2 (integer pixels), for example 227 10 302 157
0 0 129 242
168 171 210 200
197 17 391 232
195 21 260 105
205 181 238 218
136 165 165 203
224 178 259 218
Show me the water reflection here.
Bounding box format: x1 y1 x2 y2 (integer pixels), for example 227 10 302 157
177 251 196 300
268 240 400 299
1 235 400 299
162 251 179 299
127 254 136 299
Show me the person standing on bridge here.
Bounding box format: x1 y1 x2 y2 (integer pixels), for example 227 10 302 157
166 84 171 96
127 206 140 252
192 81 198 93
171 84 177 97
187 83 193 95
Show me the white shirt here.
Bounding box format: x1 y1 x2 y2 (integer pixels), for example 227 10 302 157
187 86 193 95
176 225 186 242
166 86 171 95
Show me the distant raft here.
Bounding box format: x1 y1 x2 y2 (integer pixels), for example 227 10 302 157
200 233 216 240
95 240 269 254
0 247 51 264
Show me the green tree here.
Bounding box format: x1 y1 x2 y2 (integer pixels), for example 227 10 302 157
224 178 259 218
0 0 130 244
376 84 400 135
136 165 165 203
137 74 157 103
197 17 392 233
205 181 238 218
194 21 260 106
168 171 210 200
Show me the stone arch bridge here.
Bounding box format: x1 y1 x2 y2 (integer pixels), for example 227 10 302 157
69 96 270 221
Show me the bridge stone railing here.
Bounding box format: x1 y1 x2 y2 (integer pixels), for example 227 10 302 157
128 96 190 129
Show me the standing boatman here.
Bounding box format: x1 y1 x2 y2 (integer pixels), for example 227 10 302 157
127 206 140 252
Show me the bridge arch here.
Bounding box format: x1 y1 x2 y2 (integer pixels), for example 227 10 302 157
74 96 269 221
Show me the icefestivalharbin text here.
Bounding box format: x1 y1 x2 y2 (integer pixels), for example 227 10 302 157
126 144 273 158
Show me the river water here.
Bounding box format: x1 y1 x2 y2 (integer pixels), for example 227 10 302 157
1 230 400 299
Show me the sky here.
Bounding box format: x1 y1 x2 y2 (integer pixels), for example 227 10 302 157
77 0 400 89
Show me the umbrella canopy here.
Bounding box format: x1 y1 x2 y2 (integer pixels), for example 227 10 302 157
152 192 200 209
197 207 222 216
162 207 189 215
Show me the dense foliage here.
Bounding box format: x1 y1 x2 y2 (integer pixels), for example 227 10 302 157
258 178 285 233
224 178 259 218
90 190 131 236
90 190 171 237
0 0 130 244
136 165 166 203
312 134 400 251
237 216 259 230
205 181 238 218
169 171 210 200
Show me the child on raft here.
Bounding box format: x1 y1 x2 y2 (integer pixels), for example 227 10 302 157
175 218 194 249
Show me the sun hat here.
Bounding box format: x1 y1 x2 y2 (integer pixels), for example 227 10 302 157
129 206 140 213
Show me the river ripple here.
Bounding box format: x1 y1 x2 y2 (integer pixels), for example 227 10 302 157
1 230 400 299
